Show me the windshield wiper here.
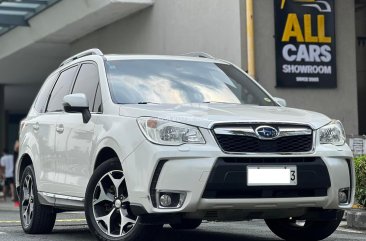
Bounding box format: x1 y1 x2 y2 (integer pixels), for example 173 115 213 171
137 101 160 104
201 101 239 104
119 102 160 104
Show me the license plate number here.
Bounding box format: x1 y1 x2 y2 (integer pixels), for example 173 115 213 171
247 166 297 186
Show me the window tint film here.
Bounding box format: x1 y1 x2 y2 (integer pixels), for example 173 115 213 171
72 63 99 111
47 66 78 112
34 73 58 113
93 84 102 113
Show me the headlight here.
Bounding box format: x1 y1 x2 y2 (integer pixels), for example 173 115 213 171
137 117 205 146
319 120 346 146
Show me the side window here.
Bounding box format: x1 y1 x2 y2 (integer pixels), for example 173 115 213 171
72 63 99 111
93 84 102 113
34 73 58 113
47 66 78 112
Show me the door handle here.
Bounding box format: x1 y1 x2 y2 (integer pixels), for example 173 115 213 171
32 123 40 131
56 124 64 134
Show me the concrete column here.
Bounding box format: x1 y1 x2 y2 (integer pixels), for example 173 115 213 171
0 85 5 152
240 0 248 72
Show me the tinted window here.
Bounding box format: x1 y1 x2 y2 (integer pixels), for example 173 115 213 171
34 73 58 113
93 84 102 113
106 60 275 106
72 63 99 111
47 66 78 112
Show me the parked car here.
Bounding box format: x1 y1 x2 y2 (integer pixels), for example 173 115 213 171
16 49 355 241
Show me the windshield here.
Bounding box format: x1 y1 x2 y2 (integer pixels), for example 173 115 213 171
106 59 276 106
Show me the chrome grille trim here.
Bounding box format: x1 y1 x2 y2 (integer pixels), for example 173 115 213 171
213 126 312 140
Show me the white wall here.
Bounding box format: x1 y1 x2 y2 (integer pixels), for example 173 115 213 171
252 0 359 135
71 0 242 66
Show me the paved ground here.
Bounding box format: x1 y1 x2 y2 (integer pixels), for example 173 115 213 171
0 200 365 241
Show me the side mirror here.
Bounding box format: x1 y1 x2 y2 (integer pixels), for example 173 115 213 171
273 97 287 107
63 93 91 123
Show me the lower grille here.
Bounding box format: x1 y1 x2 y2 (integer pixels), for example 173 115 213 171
202 157 331 199
207 189 327 199
223 157 316 164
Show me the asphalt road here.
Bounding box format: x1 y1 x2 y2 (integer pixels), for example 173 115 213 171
0 209 365 241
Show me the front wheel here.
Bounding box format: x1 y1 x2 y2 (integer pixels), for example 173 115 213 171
85 158 161 241
265 213 343 241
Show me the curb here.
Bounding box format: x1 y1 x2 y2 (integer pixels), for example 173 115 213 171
347 209 366 230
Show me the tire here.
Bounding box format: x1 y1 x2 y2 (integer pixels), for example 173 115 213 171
265 213 343 241
19 165 56 234
170 219 202 230
85 158 162 241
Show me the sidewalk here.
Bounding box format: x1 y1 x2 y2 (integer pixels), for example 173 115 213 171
0 197 19 212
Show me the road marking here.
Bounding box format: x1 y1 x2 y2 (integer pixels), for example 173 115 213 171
0 219 86 224
56 219 86 223
0 221 20 224
338 227 365 234
0 232 6 234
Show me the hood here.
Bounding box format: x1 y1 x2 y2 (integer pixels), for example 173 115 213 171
119 104 331 129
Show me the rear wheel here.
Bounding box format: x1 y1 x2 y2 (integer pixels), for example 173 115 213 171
170 219 202 230
85 158 161 241
265 213 343 241
19 165 56 234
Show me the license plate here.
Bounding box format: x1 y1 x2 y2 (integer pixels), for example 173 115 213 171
247 166 297 186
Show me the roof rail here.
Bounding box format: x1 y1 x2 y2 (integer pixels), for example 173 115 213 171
60 48 104 67
183 52 215 59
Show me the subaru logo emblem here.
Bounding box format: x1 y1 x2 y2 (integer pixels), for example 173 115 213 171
255 126 279 139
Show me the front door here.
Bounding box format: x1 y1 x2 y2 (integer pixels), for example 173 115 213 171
54 62 101 197
54 113 95 197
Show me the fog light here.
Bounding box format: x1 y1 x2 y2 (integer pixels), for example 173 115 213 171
338 188 349 204
160 194 172 207
157 191 186 209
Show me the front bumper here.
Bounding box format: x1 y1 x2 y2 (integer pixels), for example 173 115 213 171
122 129 355 215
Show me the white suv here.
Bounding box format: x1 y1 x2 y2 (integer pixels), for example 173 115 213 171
16 49 354 241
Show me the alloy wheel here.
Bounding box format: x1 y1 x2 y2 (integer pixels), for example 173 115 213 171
92 170 137 237
22 174 34 227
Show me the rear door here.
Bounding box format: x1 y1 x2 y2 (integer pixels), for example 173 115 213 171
37 66 78 193
28 73 58 192
54 62 101 197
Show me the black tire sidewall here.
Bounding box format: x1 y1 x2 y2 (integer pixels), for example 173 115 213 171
265 216 343 241
19 165 38 232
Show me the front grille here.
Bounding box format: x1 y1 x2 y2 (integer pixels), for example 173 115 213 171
202 157 331 199
214 125 313 153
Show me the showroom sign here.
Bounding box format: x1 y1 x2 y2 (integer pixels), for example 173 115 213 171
274 0 336 88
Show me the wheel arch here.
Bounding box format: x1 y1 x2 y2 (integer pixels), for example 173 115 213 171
16 153 33 194
92 137 128 172
94 147 120 170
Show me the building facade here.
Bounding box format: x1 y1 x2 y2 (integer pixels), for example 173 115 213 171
0 0 364 151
